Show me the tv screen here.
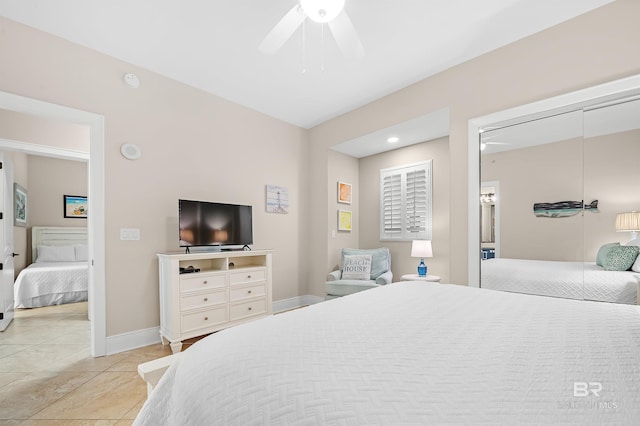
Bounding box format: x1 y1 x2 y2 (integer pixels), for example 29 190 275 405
179 199 253 247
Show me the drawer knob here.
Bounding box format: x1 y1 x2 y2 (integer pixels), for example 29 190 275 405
247 275 251 279
203 280 208 284
204 298 208 302
248 307 252 311
247 290 252 294
204 317 208 321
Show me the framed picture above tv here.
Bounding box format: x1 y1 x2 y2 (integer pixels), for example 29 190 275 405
64 195 88 218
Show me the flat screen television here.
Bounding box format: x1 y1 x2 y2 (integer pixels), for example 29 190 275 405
179 199 253 248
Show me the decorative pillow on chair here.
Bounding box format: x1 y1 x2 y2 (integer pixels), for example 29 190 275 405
341 255 372 280
603 245 640 271
596 242 620 266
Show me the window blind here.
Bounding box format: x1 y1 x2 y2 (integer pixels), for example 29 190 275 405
380 161 432 241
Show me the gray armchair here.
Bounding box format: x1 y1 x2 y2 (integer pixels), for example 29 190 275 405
325 247 393 300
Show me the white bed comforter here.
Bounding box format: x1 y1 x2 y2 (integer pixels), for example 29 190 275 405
14 261 88 308
482 258 638 304
134 282 640 425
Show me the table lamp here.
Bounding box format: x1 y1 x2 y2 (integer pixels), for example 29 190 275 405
411 240 433 276
615 211 640 241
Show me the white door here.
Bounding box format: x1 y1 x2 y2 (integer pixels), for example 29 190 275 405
0 153 15 331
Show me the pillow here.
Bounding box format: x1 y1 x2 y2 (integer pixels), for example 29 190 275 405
36 245 76 262
341 248 390 279
341 254 372 280
603 245 640 271
632 254 640 273
74 244 89 261
596 242 620 266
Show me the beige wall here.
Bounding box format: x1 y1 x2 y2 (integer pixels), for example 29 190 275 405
308 0 640 292
27 156 88 261
0 108 89 151
327 150 359 271
0 17 309 338
482 138 585 261
482 129 640 262
1 0 639 341
359 137 450 281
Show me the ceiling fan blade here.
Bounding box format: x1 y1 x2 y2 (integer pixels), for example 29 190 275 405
327 11 364 59
259 5 304 55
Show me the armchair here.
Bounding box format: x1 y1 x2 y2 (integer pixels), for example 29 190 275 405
325 247 393 300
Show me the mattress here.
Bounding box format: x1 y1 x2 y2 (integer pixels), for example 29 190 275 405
14 261 88 309
482 258 638 304
134 282 640 425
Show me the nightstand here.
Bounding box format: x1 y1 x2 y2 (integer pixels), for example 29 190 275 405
401 274 441 283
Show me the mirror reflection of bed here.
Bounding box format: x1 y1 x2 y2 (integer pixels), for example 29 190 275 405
479 96 640 305
13 226 90 317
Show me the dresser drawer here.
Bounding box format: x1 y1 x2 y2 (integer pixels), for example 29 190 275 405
230 298 267 321
229 283 266 302
181 306 227 334
180 273 226 293
229 268 266 285
180 289 227 311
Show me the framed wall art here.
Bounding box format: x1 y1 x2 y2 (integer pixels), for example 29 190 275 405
14 183 27 227
64 195 88 218
338 181 352 204
338 209 352 232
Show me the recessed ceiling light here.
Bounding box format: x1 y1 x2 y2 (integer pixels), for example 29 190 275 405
387 137 399 143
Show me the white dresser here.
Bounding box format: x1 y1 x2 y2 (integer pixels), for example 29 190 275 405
157 249 273 353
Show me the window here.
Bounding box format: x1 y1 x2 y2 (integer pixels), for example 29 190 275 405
380 161 432 241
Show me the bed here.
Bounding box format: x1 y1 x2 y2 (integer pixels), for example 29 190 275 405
134 281 640 425
481 258 639 305
13 226 88 309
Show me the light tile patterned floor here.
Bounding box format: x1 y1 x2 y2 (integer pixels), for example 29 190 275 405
0 303 173 425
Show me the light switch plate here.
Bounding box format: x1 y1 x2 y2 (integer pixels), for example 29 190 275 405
120 228 140 240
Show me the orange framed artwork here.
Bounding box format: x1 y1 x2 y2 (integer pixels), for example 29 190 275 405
338 181 352 204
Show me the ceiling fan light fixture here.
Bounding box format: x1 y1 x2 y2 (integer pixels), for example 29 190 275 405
300 0 345 23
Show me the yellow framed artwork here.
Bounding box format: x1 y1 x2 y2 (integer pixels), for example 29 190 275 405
338 181 352 204
338 210 352 231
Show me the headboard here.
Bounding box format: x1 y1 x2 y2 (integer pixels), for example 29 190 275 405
32 226 88 261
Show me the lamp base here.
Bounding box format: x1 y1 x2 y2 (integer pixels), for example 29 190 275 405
417 258 427 276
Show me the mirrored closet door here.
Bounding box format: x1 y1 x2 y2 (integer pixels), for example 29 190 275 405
478 94 640 305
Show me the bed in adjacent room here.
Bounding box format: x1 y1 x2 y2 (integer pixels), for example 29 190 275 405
13 226 88 309
481 258 639 305
134 281 640 425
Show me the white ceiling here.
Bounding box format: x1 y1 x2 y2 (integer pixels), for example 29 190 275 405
0 0 614 156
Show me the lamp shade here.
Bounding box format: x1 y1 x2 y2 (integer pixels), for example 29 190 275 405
411 240 433 258
615 211 640 232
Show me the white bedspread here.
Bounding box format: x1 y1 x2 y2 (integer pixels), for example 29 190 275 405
482 258 638 304
14 261 88 308
134 282 640 425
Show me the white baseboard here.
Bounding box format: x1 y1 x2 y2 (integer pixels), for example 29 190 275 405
272 294 324 313
105 295 323 355
106 326 161 356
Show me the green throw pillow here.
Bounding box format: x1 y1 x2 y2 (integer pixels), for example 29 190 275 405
596 242 620 266
603 245 640 271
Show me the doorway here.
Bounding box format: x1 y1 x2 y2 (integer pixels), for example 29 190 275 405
0 91 106 357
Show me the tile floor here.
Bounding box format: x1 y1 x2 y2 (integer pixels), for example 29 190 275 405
0 302 173 425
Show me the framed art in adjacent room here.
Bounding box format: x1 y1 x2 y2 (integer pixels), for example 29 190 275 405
338 210 352 232
14 183 27 227
338 181 352 204
64 195 88 218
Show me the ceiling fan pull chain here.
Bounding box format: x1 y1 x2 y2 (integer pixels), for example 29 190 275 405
301 12 307 74
321 23 325 72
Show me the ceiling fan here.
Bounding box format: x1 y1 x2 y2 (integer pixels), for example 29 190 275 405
259 0 364 59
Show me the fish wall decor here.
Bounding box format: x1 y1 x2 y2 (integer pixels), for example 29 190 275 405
533 200 598 218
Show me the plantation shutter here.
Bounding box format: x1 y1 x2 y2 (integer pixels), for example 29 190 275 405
380 161 432 241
